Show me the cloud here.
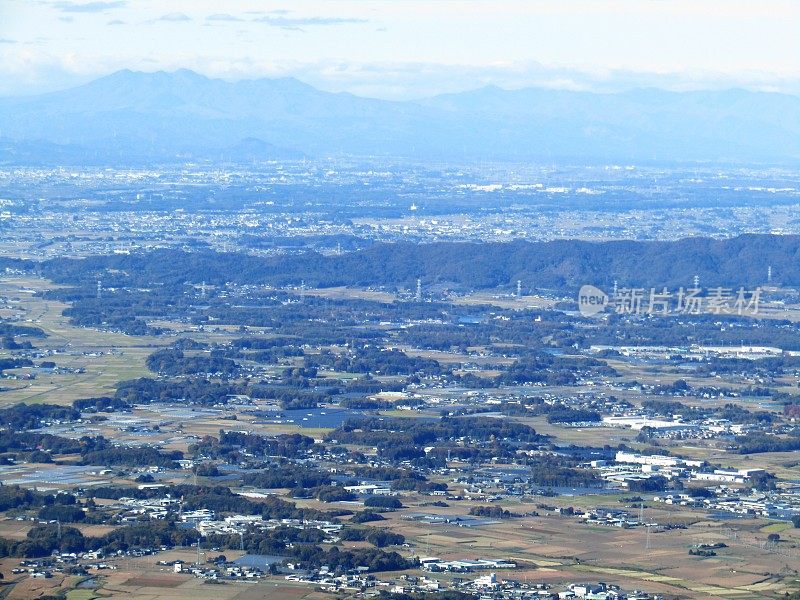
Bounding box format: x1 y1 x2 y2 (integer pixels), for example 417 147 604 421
106 19 125 25
157 12 191 22
254 15 368 29
0 39 17 44
206 14 243 22
50 1 126 13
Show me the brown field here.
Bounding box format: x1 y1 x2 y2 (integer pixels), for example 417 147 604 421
123 574 186 587
0 519 38 540
370 493 800 599
231 583 328 600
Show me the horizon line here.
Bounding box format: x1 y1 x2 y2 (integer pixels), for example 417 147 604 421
3 67 799 102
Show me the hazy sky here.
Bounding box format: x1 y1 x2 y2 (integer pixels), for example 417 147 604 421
1 0 799 98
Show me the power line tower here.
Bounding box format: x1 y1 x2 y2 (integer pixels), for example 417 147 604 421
517 280 522 299
200 281 206 299
640 504 651 550
96 278 102 299
768 265 773 284
415 278 422 302
693 274 700 288
299 280 306 303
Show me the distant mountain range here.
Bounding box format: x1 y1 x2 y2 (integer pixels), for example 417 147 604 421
0 69 798 165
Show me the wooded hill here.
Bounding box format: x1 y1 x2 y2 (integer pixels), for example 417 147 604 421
35 234 797 291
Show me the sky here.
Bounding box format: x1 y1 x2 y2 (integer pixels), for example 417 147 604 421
1 0 799 99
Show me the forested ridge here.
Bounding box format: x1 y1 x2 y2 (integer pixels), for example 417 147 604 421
32 234 798 290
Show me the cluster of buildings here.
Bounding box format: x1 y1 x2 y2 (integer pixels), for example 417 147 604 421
402 512 503 528
282 568 662 600
419 557 517 572
171 556 277 580
589 344 795 361
8 164 800 264
653 486 800 520
582 508 651 529
116 495 181 521
588 451 767 490
599 414 758 441
390 575 661 599
195 516 342 539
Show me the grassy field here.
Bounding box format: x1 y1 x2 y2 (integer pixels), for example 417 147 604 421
453 292 558 311
302 286 397 303
0 276 162 407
